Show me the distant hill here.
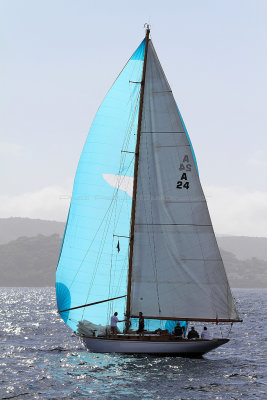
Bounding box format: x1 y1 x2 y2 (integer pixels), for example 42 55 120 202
0 217 65 245
217 236 267 262
0 234 62 286
0 218 266 287
221 249 267 289
0 233 266 288
1 218 267 264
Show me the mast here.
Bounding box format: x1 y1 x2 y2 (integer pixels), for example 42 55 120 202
125 25 150 328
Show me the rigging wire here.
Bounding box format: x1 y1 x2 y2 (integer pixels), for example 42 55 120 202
68 122 136 298
104 89 141 325
80 90 141 320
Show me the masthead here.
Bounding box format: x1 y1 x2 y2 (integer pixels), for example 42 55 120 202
144 23 150 36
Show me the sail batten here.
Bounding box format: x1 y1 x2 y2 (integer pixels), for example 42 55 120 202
130 40 239 322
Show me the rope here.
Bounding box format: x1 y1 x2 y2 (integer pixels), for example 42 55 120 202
227 322 233 338
219 324 223 338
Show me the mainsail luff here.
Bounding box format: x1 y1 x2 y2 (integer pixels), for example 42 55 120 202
126 27 150 325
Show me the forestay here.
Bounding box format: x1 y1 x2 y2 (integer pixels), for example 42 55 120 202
130 41 239 321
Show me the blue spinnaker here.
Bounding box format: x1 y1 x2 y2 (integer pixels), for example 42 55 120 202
56 40 146 332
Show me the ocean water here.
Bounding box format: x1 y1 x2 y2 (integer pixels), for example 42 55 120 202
0 288 266 400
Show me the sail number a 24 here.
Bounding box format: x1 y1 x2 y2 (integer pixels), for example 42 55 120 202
176 155 191 190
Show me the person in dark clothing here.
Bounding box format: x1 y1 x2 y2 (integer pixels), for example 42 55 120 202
137 312 145 337
187 326 199 339
173 322 183 338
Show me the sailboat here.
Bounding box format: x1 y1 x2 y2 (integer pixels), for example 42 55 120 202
56 26 242 356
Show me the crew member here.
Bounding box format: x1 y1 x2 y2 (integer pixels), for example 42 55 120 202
187 326 199 339
201 326 211 340
137 311 145 338
110 312 124 337
173 322 183 338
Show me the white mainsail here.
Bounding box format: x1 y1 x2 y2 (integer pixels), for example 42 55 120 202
130 41 239 321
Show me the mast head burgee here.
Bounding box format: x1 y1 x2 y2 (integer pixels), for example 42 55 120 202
144 22 150 36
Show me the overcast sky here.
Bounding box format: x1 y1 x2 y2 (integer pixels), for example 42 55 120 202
1 0 266 236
